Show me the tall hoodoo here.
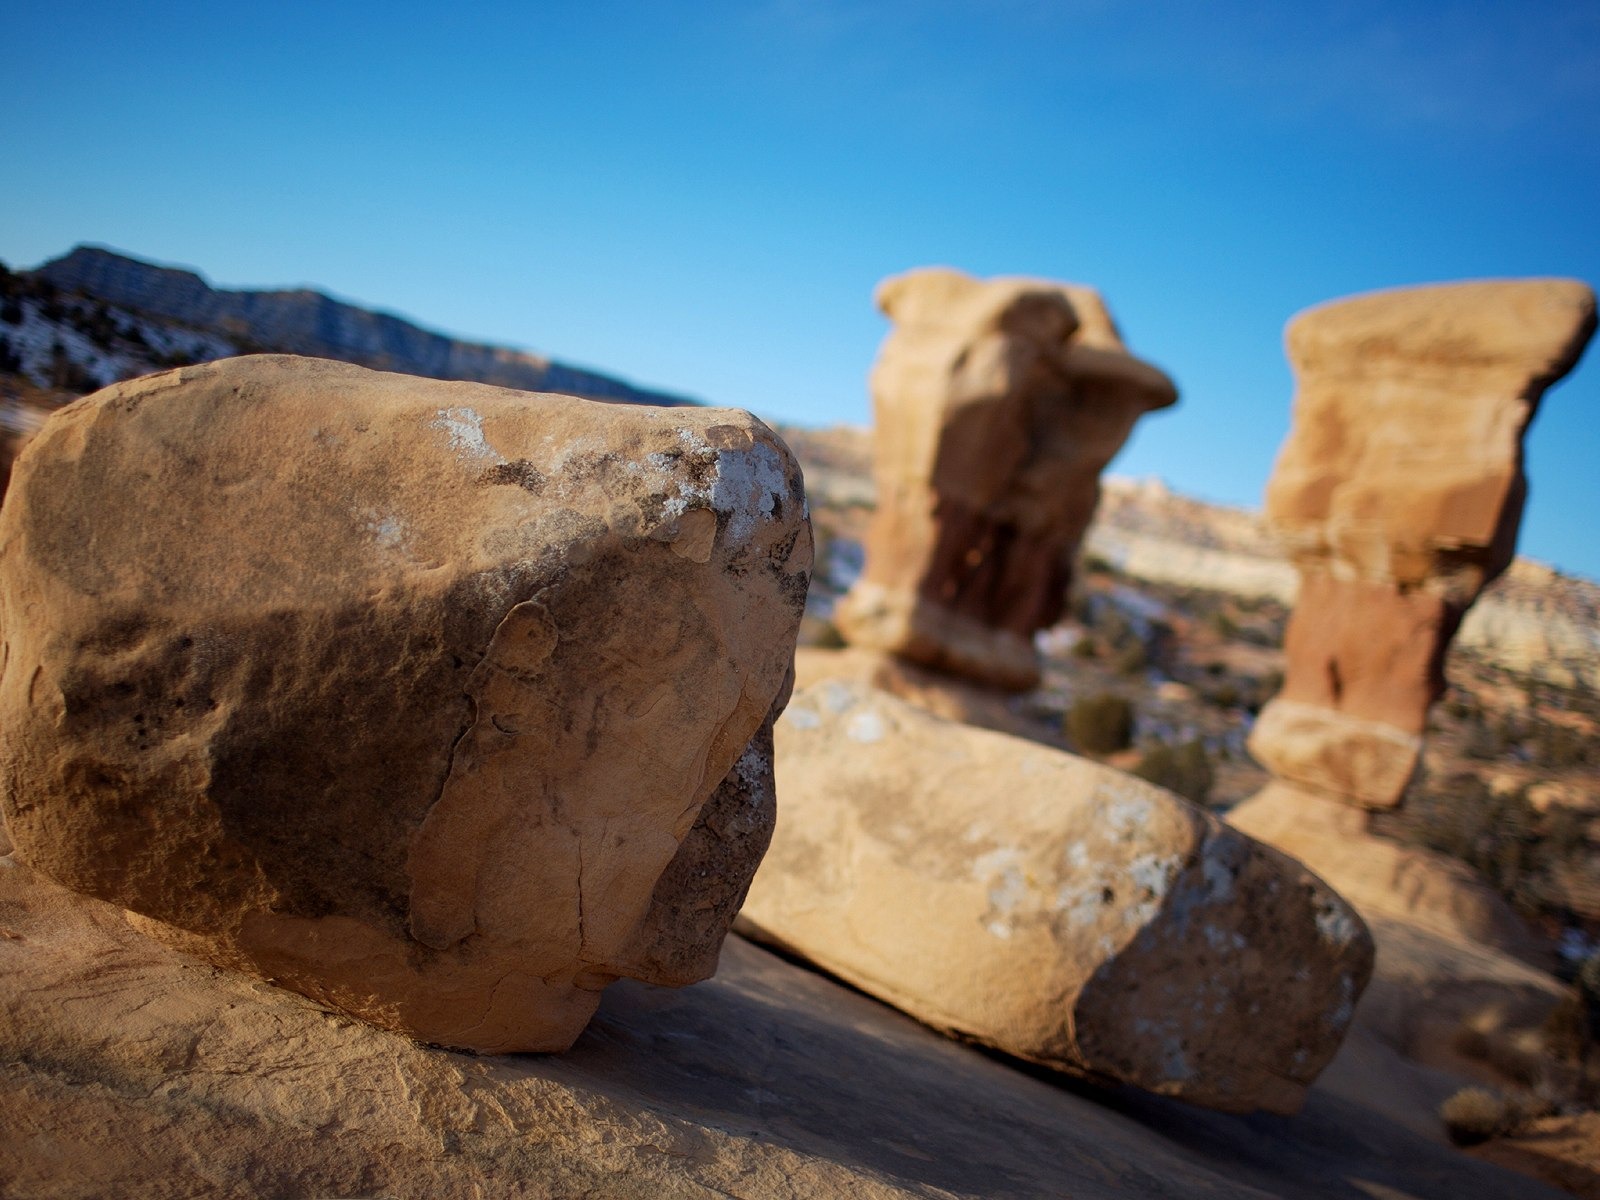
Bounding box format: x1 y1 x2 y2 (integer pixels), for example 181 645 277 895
1248 279 1596 808
835 267 1176 691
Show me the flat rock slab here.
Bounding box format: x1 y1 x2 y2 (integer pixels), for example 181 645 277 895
739 681 1374 1114
0 856 1563 1200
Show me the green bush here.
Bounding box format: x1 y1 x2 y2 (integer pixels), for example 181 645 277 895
1134 739 1214 806
1113 640 1149 677
1439 1087 1520 1146
1066 693 1134 756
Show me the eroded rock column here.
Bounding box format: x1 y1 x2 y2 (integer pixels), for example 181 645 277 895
0 354 812 1053
1248 279 1596 808
835 267 1176 691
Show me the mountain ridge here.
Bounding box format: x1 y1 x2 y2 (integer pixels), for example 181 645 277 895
27 244 695 407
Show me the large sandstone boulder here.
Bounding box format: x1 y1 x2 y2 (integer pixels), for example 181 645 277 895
1249 279 1596 807
0 354 811 1053
834 267 1176 691
737 680 1374 1114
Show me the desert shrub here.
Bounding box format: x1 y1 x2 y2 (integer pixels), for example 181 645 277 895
1543 995 1592 1063
1066 693 1134 756
1134 739 1214 806
1452 1023 1491 1062
1206 681 1240 710
1577 953 1600 1042
1529 724 1593 769
1113 640 1149 677
1439 1087 1520 1145
1081 552 1115 576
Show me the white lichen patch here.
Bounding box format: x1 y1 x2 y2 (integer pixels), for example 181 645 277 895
1200 848 1236 903
1327 973 1356 1028
1126 852 1180 901
1133 1018 1193 1082
1203 924 1247 952
1314 901 1359 948
648 428 792 545
369 515 408 549
732 736 772 798
846 710 886 744
988 866 1028 914
971 847 1024 881
431 407 501 462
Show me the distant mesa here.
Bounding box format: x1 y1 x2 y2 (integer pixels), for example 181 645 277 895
28 244 697 406
835 266 1177 691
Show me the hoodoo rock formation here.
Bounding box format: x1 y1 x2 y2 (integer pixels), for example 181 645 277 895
0 355 811 1053
738 680 1374 1115
834 267 1176 691
1247 279 1597 808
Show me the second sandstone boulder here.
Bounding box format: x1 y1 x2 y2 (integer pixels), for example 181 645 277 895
738 681 1373 1114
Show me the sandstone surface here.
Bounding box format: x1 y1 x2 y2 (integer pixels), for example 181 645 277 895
0 852 1564 1199
834 267 1176 690
1249 278 1596 808
738 680 1373 1114
0 354 811 1052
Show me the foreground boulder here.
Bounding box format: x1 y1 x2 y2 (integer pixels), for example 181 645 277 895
834 267 1176 690
1249 279 1596 808
737 681 1373 1114
0 354 811 1052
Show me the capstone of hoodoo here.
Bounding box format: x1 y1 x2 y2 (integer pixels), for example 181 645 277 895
0 354 812 1052
1249 279 1596 808
737 681 1373 1115
833 267 1176 691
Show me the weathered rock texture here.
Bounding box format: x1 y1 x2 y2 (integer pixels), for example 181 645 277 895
0 850 1565 1199
834 267 1176 691
738 681 1373 1114
1249 279 1596 807
0 354 811 1052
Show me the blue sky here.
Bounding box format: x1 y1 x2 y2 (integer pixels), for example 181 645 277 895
4 1 1598 577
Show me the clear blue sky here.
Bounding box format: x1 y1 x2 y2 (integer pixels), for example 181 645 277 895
4 1 1598 577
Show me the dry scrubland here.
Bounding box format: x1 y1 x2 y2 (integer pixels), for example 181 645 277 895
0 252 1597 1198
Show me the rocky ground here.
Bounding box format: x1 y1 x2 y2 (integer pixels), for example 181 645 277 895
0 845 1578 1199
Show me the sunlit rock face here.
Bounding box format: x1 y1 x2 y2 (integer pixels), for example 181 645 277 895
0 354 811 1052
1249 279 1596 808
738 681 1373 1115
834 267 1176 691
